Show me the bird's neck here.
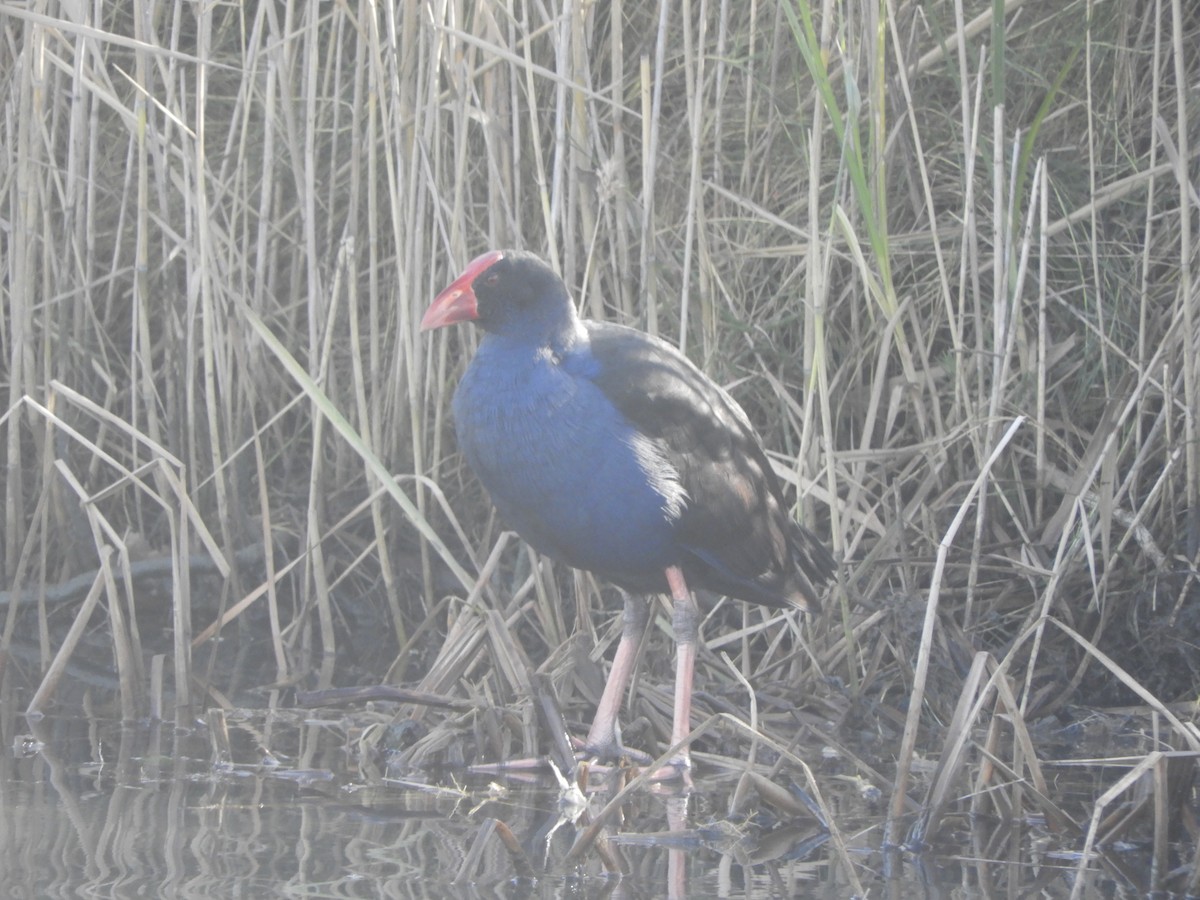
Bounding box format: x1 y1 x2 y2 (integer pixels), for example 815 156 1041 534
481 315 589 364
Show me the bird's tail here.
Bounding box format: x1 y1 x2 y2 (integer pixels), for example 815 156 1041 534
786 520 837 614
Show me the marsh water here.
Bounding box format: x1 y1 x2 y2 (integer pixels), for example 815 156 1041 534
0 571 1185 897
1 690 1173 897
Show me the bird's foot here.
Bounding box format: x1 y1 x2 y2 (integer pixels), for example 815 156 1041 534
465 756 557 779
571 734 653 767
464 736 659 784
647 754 693 791
575 735 693 791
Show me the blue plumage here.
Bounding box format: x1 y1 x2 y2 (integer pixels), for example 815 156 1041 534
452 319 687 584
422 249 834 611
423 249 835 773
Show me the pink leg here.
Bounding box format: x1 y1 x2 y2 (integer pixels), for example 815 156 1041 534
665 794 690 896
583 595 650 762
663 565 698 778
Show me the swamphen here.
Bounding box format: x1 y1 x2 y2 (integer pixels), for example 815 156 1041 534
422 250 835 776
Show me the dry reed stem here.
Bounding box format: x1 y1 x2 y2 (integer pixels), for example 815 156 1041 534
886 416 1024 841
2 1 1199 882
25 547 112 717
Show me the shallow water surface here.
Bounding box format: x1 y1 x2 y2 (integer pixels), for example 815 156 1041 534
3 699 1173 898
2 708 843 897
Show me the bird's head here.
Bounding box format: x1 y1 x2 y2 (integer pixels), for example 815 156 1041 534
421 250 577 344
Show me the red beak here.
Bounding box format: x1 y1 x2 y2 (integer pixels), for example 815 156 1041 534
421 250 506 331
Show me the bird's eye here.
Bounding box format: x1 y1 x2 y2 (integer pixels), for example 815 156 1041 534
483 273 500 286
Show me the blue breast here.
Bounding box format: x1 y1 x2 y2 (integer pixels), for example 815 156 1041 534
451 335 685 584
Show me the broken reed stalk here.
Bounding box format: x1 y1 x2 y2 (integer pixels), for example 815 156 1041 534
25 548 112 718
885 416 1025 845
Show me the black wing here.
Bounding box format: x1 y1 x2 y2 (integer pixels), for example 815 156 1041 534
586 321 833 610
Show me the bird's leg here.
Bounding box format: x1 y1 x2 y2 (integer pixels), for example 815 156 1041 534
662 565 698 781
665 793 690 896
581 594 651 763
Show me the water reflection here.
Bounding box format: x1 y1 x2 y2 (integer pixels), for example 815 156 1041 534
3 709 838 897
1 701 1183 897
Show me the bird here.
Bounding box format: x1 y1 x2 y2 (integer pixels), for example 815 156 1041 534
421 249 835 778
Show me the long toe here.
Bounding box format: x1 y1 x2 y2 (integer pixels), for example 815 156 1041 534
571 734 653 767
648 755 693 791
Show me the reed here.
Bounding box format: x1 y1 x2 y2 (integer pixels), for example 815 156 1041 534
1 1 1196 888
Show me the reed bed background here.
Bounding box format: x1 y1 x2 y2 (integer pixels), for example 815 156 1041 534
2 0 1198 886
